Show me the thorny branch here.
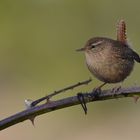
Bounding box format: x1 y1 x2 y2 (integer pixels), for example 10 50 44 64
0 79 140 131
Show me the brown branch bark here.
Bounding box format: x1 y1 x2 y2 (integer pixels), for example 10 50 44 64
0 86 140 131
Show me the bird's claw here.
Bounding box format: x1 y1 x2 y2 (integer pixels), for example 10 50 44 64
91 88 102 99
111 86 121 94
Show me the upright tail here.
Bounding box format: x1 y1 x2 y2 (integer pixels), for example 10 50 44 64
117 19 127 45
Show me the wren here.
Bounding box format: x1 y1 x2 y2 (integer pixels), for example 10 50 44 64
77 20 140 114
77 20 140 86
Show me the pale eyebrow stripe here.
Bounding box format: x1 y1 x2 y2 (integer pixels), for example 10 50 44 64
91 40 103 46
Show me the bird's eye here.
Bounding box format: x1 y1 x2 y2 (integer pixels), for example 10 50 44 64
90 41 103 49
91 44 95 48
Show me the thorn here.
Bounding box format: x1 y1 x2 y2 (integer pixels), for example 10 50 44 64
25 100 36 126
133 95 140 103
29 116 35 127
77 93 87 114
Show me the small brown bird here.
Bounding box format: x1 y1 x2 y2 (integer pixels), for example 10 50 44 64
77 20 140 113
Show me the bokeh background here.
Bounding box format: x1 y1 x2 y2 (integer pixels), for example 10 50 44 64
0 0 140 140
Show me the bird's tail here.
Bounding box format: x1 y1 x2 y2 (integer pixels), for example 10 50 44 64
117 19 127 45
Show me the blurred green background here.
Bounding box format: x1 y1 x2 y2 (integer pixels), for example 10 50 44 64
0 0 140 140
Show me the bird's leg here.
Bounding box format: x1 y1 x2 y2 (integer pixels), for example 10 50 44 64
77 82 106 114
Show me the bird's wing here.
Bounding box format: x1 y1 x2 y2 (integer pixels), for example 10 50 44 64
121 47 140 62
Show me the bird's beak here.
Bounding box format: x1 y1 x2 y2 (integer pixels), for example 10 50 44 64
76 47 85 52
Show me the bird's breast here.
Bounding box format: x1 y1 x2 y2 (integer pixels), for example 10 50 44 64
85 49 134 83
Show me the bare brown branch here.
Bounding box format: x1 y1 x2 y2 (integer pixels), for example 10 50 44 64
0 86 140 131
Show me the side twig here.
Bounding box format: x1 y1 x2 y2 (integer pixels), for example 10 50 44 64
31 78 92 106
0 86 140 131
